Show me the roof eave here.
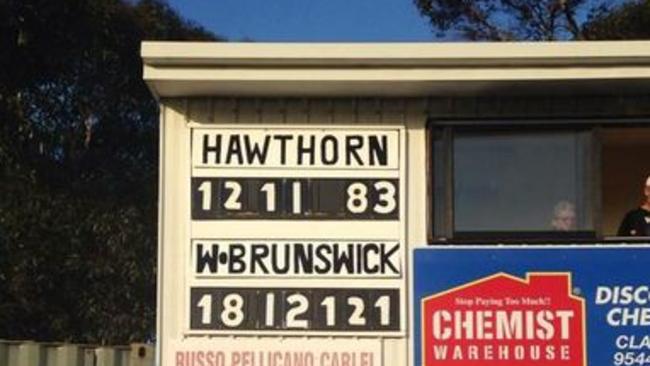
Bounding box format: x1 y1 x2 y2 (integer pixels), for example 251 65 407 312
141 41 650 98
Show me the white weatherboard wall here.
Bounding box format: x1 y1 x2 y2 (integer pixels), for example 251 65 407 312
158 97 427 366
145 42 650 366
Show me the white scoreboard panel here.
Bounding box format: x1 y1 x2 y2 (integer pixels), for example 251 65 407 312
165 125 406 365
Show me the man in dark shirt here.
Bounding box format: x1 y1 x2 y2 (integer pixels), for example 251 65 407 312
618 176 650 237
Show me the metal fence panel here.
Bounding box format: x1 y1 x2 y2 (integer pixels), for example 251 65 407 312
0 340 154 366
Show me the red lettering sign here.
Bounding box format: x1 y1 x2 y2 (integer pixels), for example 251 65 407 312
421 272 586 366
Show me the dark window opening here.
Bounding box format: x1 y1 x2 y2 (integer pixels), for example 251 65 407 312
601 128 650 237
429 121 650 244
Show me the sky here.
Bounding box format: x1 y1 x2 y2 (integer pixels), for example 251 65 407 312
165 0 436 42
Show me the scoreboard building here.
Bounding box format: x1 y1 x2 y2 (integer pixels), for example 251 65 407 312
141 42 650 366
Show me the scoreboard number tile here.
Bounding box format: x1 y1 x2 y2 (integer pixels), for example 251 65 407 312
189 287 400 333
191 177 399 220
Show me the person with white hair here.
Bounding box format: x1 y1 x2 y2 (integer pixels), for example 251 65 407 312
551 200 576 231
617 175 650 237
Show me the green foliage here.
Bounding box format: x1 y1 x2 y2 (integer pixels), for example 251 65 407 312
0 0 218 344
414 0 648 40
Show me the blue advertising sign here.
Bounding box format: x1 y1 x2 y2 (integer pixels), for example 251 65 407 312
413 246 650 366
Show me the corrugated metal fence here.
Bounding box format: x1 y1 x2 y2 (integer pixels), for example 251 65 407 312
0 340 154 366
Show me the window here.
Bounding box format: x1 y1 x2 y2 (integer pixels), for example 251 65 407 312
431 124 597 242
431 121 650 243
601 128 650 236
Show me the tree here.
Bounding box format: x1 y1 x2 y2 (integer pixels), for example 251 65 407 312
583 0 650 39
413 0 647 41
0 0 219 344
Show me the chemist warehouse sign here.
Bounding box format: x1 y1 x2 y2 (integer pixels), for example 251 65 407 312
413 246 650 366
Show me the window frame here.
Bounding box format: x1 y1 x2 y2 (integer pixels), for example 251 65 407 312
427 118 607 244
